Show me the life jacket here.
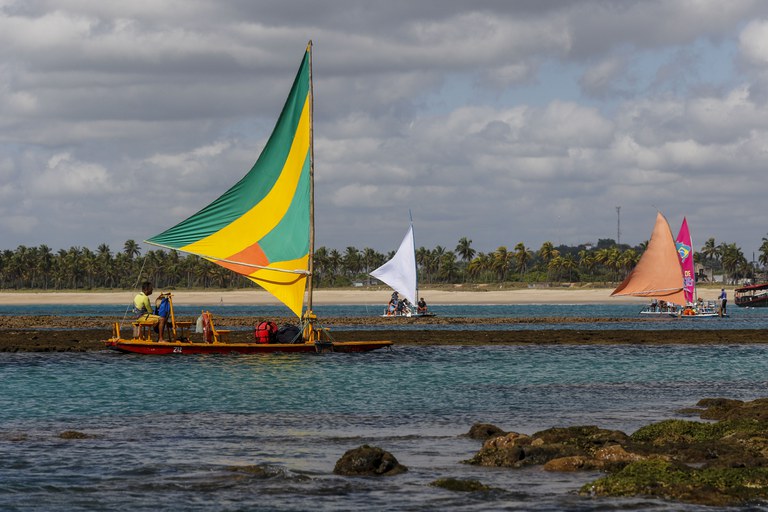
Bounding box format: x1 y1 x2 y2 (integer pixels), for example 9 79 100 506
255 321 278 344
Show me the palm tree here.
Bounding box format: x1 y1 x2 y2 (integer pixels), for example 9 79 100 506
328 249 342 285
467 252 490 282
538 241 556 265
578 250 596 279
455 237 475 264
123 239 141 260
513 242 532 278
492 246 513 282
759 235 768 270
343 246 361 278
438 251 459 282
721 243 746 284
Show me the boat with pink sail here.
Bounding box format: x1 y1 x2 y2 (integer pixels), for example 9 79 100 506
612 212 725 317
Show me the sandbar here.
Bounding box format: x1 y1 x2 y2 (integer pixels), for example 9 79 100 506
0 287 734 306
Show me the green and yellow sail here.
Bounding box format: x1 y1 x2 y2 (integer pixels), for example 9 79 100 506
147 46 312 317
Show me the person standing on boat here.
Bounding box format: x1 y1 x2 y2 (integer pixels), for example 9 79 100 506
719 288 728 316
133 281 166 341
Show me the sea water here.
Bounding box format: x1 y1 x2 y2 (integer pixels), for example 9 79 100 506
2 342 768 511
3 303 768 331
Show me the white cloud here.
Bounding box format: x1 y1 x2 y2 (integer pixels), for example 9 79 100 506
29 152 112 197
739 19 768 66
2 0 768 257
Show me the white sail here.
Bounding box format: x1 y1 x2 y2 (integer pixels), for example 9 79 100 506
370 225 417 307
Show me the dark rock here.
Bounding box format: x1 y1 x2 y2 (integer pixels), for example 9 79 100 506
58 430 92 439
465 423 505 440
333 445 407 476
430 477 491 492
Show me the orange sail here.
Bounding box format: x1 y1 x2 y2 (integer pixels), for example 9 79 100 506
611 212 686 305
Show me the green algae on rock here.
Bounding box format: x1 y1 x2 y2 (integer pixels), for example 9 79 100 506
466 398 768 506
429 477 492 492
581 459 768 507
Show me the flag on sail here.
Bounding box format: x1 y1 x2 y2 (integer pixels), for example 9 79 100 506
675 217 695 304
146 48 312 317
370 225 417 307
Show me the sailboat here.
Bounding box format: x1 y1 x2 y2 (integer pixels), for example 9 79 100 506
674 217 724 317
611 212 723 318
370 219 434 317
105 42 392 354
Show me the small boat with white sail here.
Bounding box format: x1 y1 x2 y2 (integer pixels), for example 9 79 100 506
370 219 435 318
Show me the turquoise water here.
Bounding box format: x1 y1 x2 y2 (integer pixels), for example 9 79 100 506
2 343 768 511
3 303 768 330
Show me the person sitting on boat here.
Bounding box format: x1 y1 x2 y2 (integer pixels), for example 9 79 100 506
650 298 658 312
132 281 167 342
417 297 428 314
386 297 397 316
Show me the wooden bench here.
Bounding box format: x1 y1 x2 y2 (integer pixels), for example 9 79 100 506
133 319 158 341
174 321 193 342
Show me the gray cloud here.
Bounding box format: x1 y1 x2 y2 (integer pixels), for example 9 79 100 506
1 0 768 260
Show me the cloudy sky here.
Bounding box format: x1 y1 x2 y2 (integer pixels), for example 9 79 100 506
3 0 768 260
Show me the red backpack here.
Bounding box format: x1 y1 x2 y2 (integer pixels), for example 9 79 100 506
254 321 277 344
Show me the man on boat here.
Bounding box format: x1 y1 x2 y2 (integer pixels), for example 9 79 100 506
133 281 167 341
719 288 728 316
417 297 428 314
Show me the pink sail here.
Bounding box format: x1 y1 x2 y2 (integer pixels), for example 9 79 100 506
675 217 695 304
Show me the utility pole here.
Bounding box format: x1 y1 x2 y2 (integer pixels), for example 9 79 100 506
616 206 621 246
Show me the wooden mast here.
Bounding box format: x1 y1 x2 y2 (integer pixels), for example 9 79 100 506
306 40 315 316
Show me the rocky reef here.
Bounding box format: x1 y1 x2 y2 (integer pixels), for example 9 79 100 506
466 397 768 506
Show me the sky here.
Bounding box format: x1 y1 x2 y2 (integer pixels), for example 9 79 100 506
3 0 768 261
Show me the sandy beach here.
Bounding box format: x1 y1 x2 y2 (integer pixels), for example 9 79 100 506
0 286 734 306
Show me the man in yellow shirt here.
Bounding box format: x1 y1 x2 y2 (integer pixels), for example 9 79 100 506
133 281 167 341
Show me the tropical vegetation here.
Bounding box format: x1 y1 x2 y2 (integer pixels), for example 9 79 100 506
0 235 765 291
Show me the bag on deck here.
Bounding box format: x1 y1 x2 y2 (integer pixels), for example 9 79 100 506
254 321 278 344
275 324 302 344
154 296 171 319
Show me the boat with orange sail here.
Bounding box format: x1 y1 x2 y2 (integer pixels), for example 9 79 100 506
105 42 391 354
611 212 725 317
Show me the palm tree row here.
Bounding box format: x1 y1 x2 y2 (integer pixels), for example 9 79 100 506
1 235 765 291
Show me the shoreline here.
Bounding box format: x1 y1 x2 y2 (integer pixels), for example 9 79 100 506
0 287 734 306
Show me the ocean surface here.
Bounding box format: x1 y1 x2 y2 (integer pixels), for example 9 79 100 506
3 302 768 330
3 304 768 511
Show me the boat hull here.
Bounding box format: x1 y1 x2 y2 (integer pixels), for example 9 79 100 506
735 282 768 307
105 338 392 355
379 313 435 318
736 297 768 307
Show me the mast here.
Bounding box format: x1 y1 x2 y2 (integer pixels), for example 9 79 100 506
306 40 315 315
409 209 417 303
690 219 697 302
